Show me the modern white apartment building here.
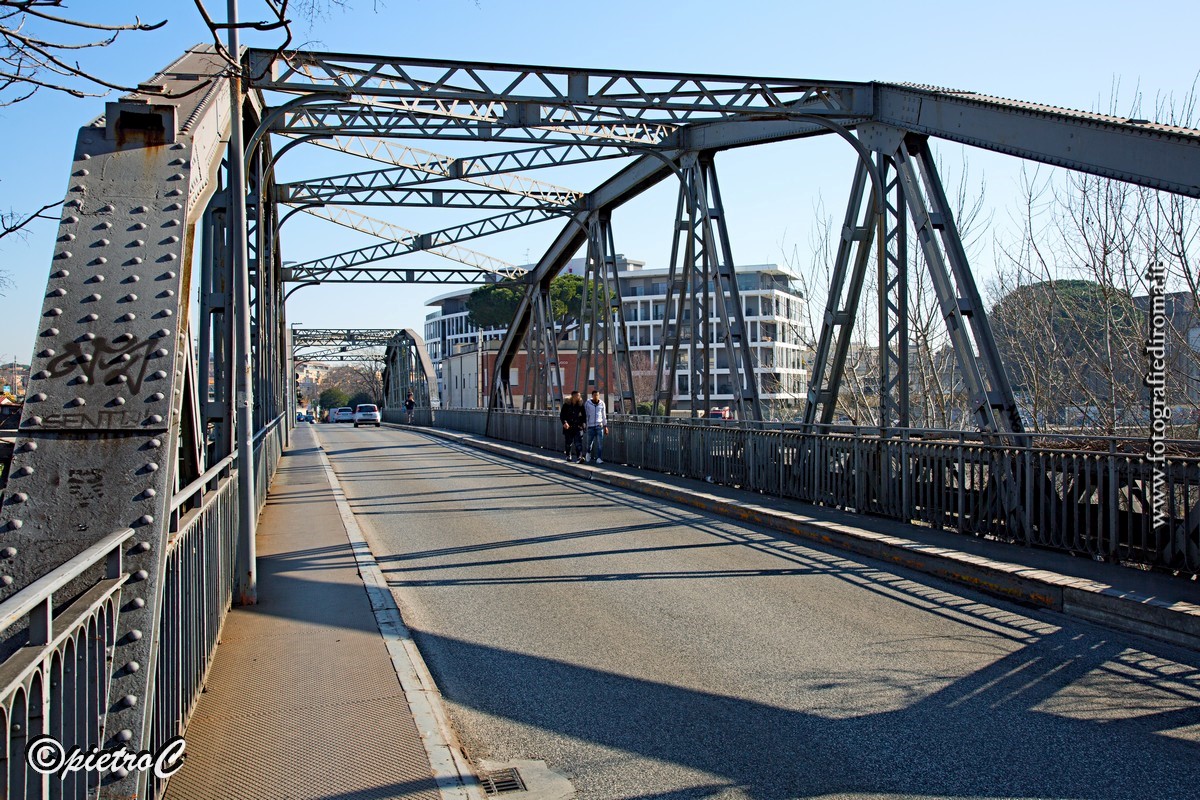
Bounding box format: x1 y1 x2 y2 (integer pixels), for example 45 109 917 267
424 256 808 414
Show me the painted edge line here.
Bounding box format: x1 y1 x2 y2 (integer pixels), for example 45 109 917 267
400 423 1200 653
315 438 486 800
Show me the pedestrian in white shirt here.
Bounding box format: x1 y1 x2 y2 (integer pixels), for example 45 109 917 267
584 390 608 464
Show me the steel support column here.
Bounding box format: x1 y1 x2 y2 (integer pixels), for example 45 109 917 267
652 155 761 420
801 159 878 427
199 191 236 463
703 157 762 421
576 212 636 412
877 151 910 431
522 283 563 410
890 135 1023 437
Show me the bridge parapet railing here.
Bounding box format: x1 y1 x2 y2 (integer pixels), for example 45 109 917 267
383 407 436 428
146 412 285 799
0 412 287 799
0 526 133 799
424 409 1200 575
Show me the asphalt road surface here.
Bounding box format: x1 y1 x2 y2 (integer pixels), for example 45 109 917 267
317 424 1200 800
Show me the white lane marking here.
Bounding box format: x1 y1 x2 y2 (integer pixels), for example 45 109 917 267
315 432 485 800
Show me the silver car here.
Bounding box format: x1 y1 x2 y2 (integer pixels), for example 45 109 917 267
353 403 381 427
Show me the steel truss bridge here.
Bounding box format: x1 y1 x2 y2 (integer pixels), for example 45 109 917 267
0 43 1196 798
291 327 399 365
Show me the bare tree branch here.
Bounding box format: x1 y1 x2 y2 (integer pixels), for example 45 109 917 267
0 0 168 104
1 199 59 241
11 3 164 33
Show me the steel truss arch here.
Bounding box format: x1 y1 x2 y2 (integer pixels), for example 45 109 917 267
6 44 1200 797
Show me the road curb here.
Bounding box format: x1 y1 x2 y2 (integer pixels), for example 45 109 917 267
315 438 486 800
401 423 1200 652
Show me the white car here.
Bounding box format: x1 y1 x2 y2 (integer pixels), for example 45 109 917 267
333 407 354 423
353 403 381 427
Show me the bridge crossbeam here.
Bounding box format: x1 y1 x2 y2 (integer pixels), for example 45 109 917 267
286 205 553 279
279 102 677 147
294 205 520 277
279 182 569 209
250 49 867 121
283 135 586 203
287 265 512 284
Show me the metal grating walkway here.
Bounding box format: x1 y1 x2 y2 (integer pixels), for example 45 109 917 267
163 425 442 800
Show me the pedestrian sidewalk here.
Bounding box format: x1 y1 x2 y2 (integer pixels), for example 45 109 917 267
409 424 1200 653
164 425 466 800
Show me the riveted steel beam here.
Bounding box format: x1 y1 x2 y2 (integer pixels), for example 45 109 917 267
293 328 402 348
284 135 588 202
287 265 514 284
277 101 678 146
874 83 1200 197
286 206 552 280
891 134 1023 437
280 181 569 209
295 350 385 364
249 49 867 122
294 205 520 277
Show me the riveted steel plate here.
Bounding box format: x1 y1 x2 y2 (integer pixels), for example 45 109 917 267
0 47 235 800
24 130 193 432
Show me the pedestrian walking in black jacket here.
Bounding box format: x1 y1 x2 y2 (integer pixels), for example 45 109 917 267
559 391 586 462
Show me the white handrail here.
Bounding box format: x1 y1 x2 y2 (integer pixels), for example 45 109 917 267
0 526 133 636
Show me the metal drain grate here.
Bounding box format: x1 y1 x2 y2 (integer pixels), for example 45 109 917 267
480 767 526 794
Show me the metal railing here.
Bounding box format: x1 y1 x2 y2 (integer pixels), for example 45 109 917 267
427 409 1200 575
382 407 436 428
0 410 288 799
0 527 133 800
146 412 286 798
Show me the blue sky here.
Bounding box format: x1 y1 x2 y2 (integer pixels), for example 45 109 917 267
1 0 1197 363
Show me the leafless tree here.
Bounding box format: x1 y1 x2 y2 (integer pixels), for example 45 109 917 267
783 154 987 428
991 168 1142 433
626 351 659 411
780 196 879 425
990 83 1200 436
324 363 384 405
0 1 167 106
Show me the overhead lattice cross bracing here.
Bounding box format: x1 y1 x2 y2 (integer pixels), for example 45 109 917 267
249 50 866 122
279 101 678 146
286 205 553 282
289 135 586 204
292 328 402 347
282 182 563 209
294 204 521 278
